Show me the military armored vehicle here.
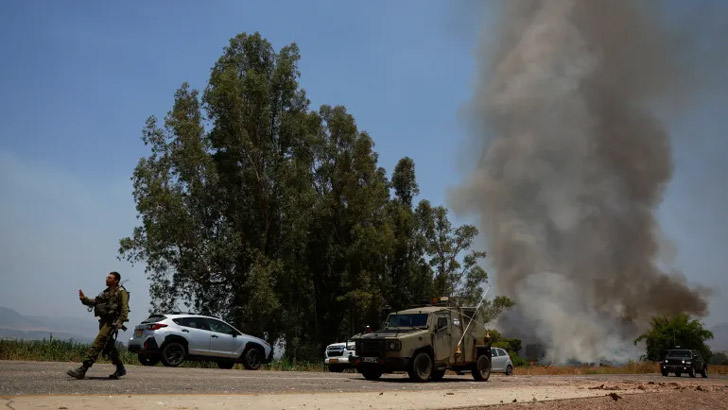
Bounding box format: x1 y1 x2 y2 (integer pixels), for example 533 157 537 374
350 303 492 382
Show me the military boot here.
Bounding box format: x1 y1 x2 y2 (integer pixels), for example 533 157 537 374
66 364 89 380
109 363 126 379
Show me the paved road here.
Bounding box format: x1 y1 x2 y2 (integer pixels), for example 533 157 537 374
1 360 726 397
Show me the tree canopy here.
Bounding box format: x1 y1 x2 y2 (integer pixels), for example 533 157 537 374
120 32 512 360
634 314 714 361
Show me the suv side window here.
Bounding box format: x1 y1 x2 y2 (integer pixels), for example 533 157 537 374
500 349 509 357
174 317 210 330
207 318 237 335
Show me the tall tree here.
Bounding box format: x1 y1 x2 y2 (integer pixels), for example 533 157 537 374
121 31 513 361
121 32 318 345
634 314 714 361
417 200 513 322
307 105 392 345
379 157 432 311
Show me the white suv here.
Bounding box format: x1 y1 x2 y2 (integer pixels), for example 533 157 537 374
324 341 356 372
128 313 273 369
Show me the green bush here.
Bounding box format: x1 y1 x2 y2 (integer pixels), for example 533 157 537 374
511 354 528 367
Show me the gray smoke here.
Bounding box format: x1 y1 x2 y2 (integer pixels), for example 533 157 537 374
453 0 711 363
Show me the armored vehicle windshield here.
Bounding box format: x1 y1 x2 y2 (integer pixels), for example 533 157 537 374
386 313 429 328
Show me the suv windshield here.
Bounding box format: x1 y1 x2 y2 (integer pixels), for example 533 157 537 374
387 314 429 328
666 350 691 358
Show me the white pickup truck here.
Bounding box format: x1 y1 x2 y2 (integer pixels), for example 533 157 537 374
324 341 356 372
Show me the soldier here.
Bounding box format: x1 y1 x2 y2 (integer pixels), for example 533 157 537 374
66 271 129 380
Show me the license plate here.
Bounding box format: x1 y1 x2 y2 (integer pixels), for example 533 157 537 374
135 330 142 337
362 357 379 363
329 358 339 364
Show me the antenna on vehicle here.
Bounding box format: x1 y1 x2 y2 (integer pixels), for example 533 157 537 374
456 285 491 354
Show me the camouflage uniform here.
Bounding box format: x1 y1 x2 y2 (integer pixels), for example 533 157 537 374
67 286 129 379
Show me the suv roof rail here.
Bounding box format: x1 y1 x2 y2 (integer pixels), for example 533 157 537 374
149 311 201 316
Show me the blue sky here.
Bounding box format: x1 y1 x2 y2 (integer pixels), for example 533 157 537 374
1 1 726 333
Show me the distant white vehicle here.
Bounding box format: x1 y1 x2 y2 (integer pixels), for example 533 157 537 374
490 347 514 375
324 341 356 372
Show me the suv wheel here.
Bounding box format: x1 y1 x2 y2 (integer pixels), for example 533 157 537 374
138 354 160 366
505 364 513 376
472 354 491 381
661 369 669 377
408 352 433 382
242 347 264 370
160 342 186 367
701 366 708 378
361 369 383 380
688 367 696 378
218 361 235 369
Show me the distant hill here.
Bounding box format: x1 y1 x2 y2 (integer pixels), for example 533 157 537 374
0 306 98 343
710 323 728 353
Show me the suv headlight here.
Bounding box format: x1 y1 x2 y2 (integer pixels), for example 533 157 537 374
387 340 402 351
664 360 668 363
681 360 685 364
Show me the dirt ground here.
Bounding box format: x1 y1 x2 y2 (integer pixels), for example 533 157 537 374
456 382 728 410
2 361 727 409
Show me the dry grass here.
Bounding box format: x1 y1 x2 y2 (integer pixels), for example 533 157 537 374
514 362 728 376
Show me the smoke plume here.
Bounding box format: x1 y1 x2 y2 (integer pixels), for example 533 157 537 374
453 0 710 363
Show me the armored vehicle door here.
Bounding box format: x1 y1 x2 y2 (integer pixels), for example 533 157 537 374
433 313 451 364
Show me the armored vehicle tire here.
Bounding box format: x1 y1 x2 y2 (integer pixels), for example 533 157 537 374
701 366 708 378
218 361 235 369
661 369 669 377
505 365 513 376
242 347 264 370
327 365 344 373
675 372 681 377
472 354 491 381
361 369 383 380
160 342 186 367
408 352 434 382
138 354 160 366
431 369 446 381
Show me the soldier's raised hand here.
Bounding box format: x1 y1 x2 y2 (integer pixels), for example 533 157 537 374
78 290 85 300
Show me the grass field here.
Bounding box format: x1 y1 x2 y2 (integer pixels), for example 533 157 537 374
0 338 323 370
1 338 725 375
